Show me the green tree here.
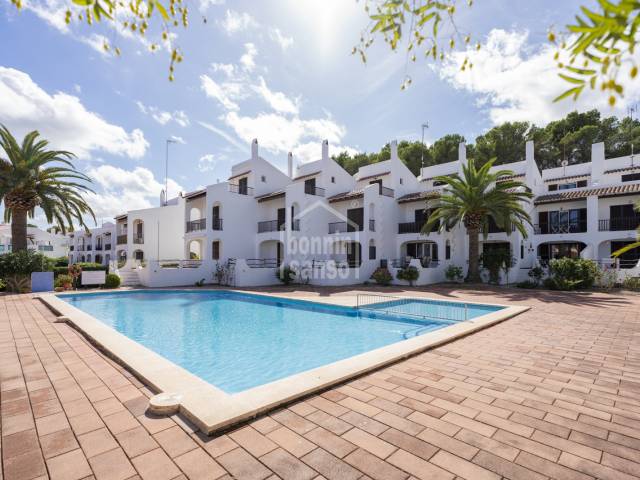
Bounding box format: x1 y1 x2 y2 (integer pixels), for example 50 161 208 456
474 122 531 166
0 126 95 251
430 134 466 164
356 1 640 104
423 158 533 282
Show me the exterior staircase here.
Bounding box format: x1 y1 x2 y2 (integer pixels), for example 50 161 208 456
117 269 141 287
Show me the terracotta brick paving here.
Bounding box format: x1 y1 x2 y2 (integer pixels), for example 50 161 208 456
2 286 640 480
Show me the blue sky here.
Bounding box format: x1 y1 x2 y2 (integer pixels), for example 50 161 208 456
0 0 632 226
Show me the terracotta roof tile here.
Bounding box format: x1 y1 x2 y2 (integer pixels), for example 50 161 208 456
544 173 590 183
255 190 286 202
604 165 640 174
184 189 206 200
327 190 364 203
397 190 440 204
534 182 640 204
357 171 390 182
293 171 321 181
228 170 251 181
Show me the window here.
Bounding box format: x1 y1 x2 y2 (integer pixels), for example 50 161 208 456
212 241 220 260
445 240 451 260
261 175 266 183
538 208 587 234
331 176 335 183
622 172 640 182
399 178 403 185
559 182 577 190
549 180 587 191
369 244 376 260
520 243 524 259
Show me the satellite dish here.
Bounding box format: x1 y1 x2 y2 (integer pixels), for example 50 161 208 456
561 160 569 167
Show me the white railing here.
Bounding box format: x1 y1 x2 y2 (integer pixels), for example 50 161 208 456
156 259 203 269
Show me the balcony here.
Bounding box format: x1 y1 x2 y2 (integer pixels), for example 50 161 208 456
380 186 394 198
229 183 253 195
38 245 53 252
483 223 516 234
398 222 425 234
292 219 300 231
212 218 223 231
304 185 325 196
86 245 92 251
186 218 206 233
369 219 375 232
105 244 111 250
77 245 84 251
598 217 640 232
534 222 587 234
95 245 103 251
133 235 144 244
246 258 278 268
329 222 347 234
258 220 284 233
117 235 127 245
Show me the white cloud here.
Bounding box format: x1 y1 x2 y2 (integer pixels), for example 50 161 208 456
240 42 257 72
200 74 245 111
199 121 246 150
136 101 190 127
253 77 299 114
211 62 237 78
218 10 257 34
83 165 182 218
269 28 293 50
199 0 224 13
0 67 148 159
222 111 346 154
439 29 640 126
198 154 217 172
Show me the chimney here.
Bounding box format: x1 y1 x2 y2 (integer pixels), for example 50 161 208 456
287 152 293 178
458 142 467 164
251 138 259 160
590 142 605 183
390 140 398 160
322 139 329 161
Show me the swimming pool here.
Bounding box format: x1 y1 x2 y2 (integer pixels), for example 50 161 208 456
60 290 502 393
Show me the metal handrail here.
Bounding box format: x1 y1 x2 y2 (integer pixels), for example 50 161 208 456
133 235 144 244
186 218 206 232
304 185 325 196
117 235 127 244
228 183 254 195
369 219 375 232
534 222 587 234
380 186 394 198
258 220 285 233
598 217 640 231
356 293 468 322
329 222 347 234
212 218 223 231
246 258 278 268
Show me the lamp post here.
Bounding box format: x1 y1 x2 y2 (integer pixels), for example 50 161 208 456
165 139 177 205
420 122 429 170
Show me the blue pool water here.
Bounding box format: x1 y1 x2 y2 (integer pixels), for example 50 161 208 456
60 290 501 393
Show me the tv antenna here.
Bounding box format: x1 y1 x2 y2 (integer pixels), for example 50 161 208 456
628 104 638 121
420 123 429 170
561 159 568 176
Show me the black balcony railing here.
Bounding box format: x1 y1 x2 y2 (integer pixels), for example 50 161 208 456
69 245 74 251
105 244 111 250
329 222 348 234
228 183 253 195
292 219 300 231
598 217 640 231
483 223 516 234
534 222 587 234
186 218 206 232
95 245 103 251
369 219 375 231
304 185 325 196
398 222 422 234
133 235 144 244
212 218 223 230
258 220 285 233
117 235 127 245
86 245 92 251
38 245 54 252
380 186 395 198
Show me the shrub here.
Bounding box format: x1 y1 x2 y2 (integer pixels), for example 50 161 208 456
545 258 600 290
54 274 74 290
0 278 5 291
528 266 545 286
623 276 640 291
276 265 296 285
445 265 463 283
371 267 393 286
597 267 618 290
52 256 69 267
397 266 420 286
103 273 121 289
5 275 31 293
194 278 205 287
480 249 515 284
516 280 538 289
0 250 52 277
53 262 106 277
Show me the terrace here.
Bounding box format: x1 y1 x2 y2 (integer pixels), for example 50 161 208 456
2 286 639 480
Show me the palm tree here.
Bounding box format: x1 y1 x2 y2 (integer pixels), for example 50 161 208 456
0 126 95 251
423 158 533 282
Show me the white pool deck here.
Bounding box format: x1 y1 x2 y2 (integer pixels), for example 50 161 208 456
38 289 529 435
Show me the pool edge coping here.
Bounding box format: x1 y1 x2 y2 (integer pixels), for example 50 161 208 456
37 290 530 435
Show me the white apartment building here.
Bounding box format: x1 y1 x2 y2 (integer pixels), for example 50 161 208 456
67 222 116 266
0 224 68 258
107 138 640 288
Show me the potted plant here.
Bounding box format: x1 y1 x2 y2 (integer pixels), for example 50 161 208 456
397 266 419 287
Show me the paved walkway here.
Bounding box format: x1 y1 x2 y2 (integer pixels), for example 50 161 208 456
2 286 640 480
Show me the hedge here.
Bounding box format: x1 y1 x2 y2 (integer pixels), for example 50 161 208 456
52 262 108 277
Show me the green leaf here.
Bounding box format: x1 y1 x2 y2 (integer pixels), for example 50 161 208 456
154 0 169 21
553 85 584 102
